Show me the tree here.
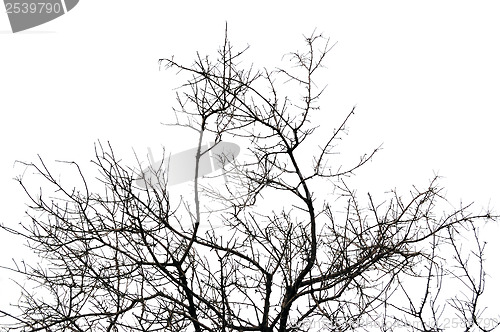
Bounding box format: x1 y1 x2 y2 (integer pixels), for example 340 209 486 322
1 28 498 331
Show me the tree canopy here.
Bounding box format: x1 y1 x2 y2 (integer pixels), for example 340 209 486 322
1 29 498 332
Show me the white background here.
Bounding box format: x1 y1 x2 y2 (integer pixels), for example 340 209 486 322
1 0 499 325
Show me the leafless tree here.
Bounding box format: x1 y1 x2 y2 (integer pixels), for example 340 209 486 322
1 28 498 332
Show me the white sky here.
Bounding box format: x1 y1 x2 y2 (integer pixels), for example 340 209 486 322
1 0 499 325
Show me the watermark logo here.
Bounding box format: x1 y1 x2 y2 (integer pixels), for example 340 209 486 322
4 0 79 33
136 141 240 189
